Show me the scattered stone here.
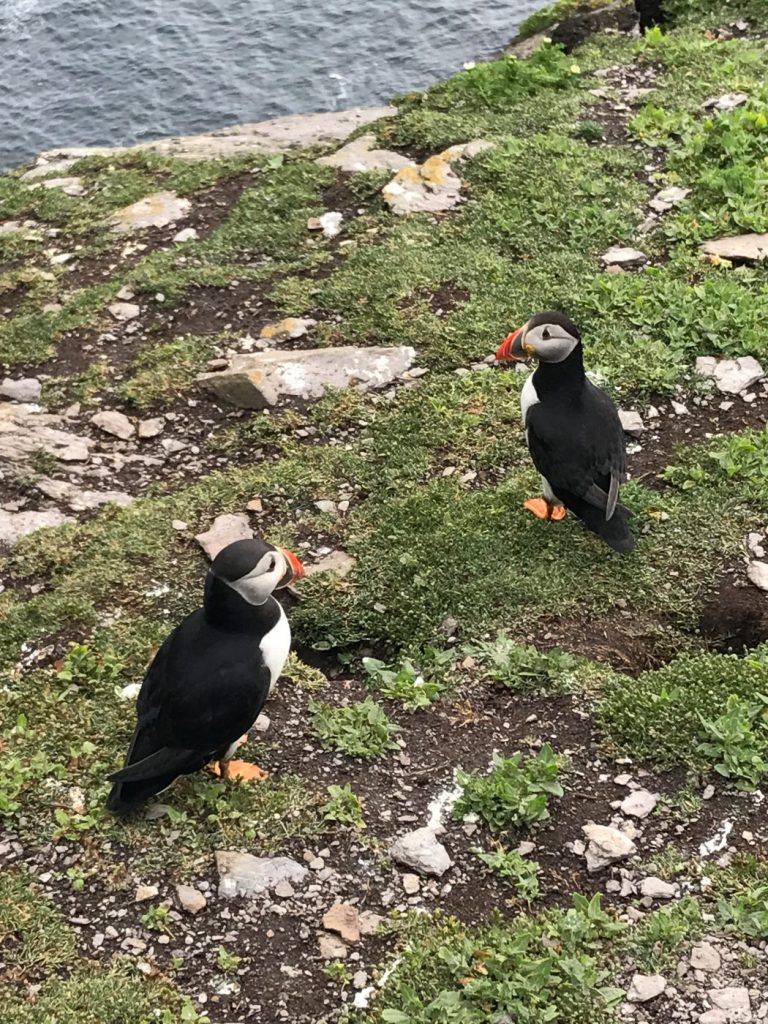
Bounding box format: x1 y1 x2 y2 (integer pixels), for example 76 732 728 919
671 400 689 416
0 404 91 464
695 355 764 394
171 519 188 531
639 876 678 900
42 106 397 162
319 211 343 238
618 410 644 437
389 827 452 877
353 970 368 990
383 156 462 216
31 176 85 196
708 987 751 1022
134 884 158 902
649 186 690 213
309 857 325 871
91 410 135 440
700 1011 728 1024
1 377 42 403
627 974 666 1003
252 713 270 733
703 92 748 111
173 227 198 242
582 823 636 873
273 879 294 898
600 246 648 268
199 345 415 409
0 508 74 546
358 910 385 936
50 252 76 265
259 317 316 342
108 301 141 321
215 851 308 897
317 133 412 172
110 191 192 233
0 220 23 234
747 561 768 592
314 500 337 514
402 873 420 895
137 417 165 439
690 942 721 973
195 513 252 560
323 903 360 943
176 884 207 914
318 932 348 959
305 550 357 577
701 233 768 263
703 784 715 800
21 157 78 180
35 478 132 512
620 789 658 819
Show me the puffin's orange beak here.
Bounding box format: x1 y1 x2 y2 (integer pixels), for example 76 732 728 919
495 327 527 363
279 547 306 587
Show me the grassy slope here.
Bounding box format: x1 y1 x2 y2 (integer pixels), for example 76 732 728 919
2 0 768 1019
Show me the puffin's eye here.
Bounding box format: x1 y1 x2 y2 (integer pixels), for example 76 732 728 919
542 328 550 340
268 557 276 572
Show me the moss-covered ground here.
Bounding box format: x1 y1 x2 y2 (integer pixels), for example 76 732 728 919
2 1 768 1021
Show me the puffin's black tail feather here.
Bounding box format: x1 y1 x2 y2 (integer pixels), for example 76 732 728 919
106 772 182 816
106 745 204 815
562 493 635 553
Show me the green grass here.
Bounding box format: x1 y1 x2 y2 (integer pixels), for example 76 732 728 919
0 869 76 974
310 698 401 758
115 334 219 410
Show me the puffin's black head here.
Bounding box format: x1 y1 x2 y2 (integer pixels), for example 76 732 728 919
210 538 305 606
495 311 581 365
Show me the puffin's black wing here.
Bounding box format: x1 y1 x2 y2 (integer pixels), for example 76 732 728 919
106 613 270 813
525 382 626 518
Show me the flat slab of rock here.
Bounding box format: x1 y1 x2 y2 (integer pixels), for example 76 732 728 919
0 508 73 546
305 550 357 578
627 973 666 1003
690 942 721 973
383 156 463 216
389 827 452 877
639 876 678 900
317 133 412 172
91 410 135 440
600 245 648 267
200 345 416 410
708 987 751 1022
701 233 768 262
582 823 636 873
0 220 24 234
619 409 644 436
110 191 192 233
36 477 133 512
649 185 690 213
39 106 396 162
176 883 207 915
695 355 764 394
21 157 79 181
108 301 141 321
259 317 316 342
0 404 91 464
620 788 658 819
323 903 360 943
747 561 768 592
216 851 308 897
703 92 748 111
1 377 42 403
30 176 85 196
195 513 253 560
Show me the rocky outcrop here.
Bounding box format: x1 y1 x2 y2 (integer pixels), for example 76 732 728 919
382 141 493 216
109 192 192 233
317 133 411 173
701 232 768 262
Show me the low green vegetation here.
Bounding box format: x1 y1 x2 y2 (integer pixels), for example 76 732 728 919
474 847 541 903
310 698 401 757
454 745 563 831
698 694 768 790
0 869 76 973
321 783 367 829
468 633 585 693
362 649 453 710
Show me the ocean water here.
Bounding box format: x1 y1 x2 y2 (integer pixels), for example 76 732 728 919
0 0 542 171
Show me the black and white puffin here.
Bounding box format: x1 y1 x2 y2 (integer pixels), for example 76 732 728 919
495 311 635 554
106 537 305 814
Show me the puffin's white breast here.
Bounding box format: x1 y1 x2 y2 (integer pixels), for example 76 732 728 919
520 373 540 426
260 604 291 694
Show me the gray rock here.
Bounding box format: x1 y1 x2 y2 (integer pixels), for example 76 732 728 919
91 410 135 440
39 106 397 162
627 973 666 1003
259 317 316 342
582 823 636 873
0 220 23 234
0 508 74 546
273 879 294 898
389 827 452 877
317 932 348 959
304 550 356 577
747 561 768 592
314 500 337 515
21 157 78 180
600 246 648 267
319 211 343 238
137 417 165 439
703 92 748 111
172 227 198 242
700 1011 728 1024
701 233 768 262
639 876 678 900
621 788 658 819
199 345 415 410
216 851 308 898
649 186 690 213
109 192 192 233
108 301 141 321
30 176 85 196
618 410 644 437
176 883 207 914
402 873 420 894
690 942 721 973
195 513 252 560
708 987 751 1022
695 355 764 394
0 404 91 463
1 377 42 403
317 133 412 172
35 477 133 512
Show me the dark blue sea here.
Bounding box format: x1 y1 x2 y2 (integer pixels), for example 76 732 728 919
0 0 542 170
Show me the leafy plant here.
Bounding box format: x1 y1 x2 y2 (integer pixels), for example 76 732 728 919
698 693 768 789
363 648 452 710
216 946 242 974
141 905 172 935
310 698 401 758
474 847 540 902
321 783 366 829
56 643 124 688
664 430 768 507
454 744 563 831
468 632 582 692
574 119 604 142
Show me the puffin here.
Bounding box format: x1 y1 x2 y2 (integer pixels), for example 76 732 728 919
106 537 305 814
495 311 635 553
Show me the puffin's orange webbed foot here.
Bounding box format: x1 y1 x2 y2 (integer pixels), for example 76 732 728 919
523 498 566 521
211 760 269 782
